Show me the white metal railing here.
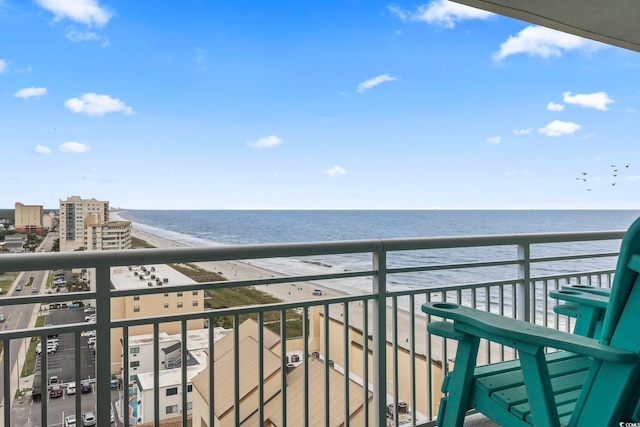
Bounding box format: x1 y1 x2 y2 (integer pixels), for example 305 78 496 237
0 229 624 427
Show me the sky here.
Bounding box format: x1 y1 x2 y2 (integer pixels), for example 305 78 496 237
2 0 640 210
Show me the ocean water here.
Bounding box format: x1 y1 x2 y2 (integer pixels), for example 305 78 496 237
116 210 640 295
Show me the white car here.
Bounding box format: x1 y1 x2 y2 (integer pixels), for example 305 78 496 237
64 415 76 427
66 382 76 395
82 411 96 426
110 407 115 423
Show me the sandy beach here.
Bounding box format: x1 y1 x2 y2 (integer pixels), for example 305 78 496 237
126 225 354 304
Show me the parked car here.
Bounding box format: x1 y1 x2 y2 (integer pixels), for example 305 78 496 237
49 375 59 385
110 407 115 423
80 381 92 394
0 314 5 322
82 411 96 426
64 415 76 427
49 385 62 398
66 381 76 395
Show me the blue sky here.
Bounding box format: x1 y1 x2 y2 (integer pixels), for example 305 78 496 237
2 0 640 210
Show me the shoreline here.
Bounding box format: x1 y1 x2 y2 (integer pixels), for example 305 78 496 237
115 213 353 304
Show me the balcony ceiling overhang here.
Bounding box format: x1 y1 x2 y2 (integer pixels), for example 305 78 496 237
451 0 640 52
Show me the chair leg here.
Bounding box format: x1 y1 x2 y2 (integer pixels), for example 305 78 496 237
519 347 560 427
438 334 480 427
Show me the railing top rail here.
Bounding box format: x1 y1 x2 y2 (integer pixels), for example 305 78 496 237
0 229 625 271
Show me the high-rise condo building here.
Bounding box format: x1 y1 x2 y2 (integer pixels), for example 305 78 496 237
59 196 110 251
84 214 132 251
14 202 44 234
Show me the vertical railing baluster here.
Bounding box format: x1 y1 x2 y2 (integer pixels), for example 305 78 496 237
343 302 350 427
517 243 531 323
363 300 369 426
123 326 130 427
41 334 48 426
95 265 112 426
409 294 416 426
181 320 188 427
303 306 309 427
74 330 82 422
3 339 10 427
426 292 433 421
323 303 330 427
392 296 398 426
258 311 265 426
499 286 505 361
153 323 160 425
280 309 287 427
234 314 240 426
542 280 549 328
372 249 387 427
208 318 215 427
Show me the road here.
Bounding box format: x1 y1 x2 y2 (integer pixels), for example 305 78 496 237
0 232 57 420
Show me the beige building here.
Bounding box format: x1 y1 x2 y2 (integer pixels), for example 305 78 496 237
14 202 43 233
84 214 132 250
59 196 110 251
110 264 205 373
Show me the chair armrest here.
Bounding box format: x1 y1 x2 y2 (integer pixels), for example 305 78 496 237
561 284 611 297
422 302 637 363
549 289 609 309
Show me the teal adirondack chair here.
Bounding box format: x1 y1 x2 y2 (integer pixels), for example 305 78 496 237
423 217 640 427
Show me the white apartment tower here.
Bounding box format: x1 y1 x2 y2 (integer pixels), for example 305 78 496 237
59 196 110 251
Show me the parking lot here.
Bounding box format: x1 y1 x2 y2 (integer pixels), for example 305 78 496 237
11 306 122 426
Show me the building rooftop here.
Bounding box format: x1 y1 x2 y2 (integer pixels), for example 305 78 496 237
192 336 282 419
111 263 197 291
212 318 281 361
136 362 205 391
241 357 372 427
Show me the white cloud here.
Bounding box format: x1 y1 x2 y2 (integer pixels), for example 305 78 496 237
513 128 532 135
494 25 603 61
562 91 613 111
0 59 7 73
324 165 347 176
389 0 493 29
64 93 134 116
59 141 90 153
65 27 100 42
537 120 581 137
627 108 636 113
34 145 51 154
13 87 48 99
249 135 282 148
547 102 564 112
487 136 501 144
36 0 112 26
357 74 397 93
18 65 33 74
